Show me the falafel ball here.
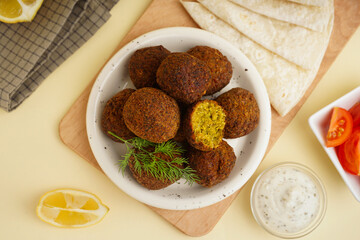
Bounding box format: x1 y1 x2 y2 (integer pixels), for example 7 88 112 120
128 45 171 89
172 102 189 143
184 100 226 151
156 52 211 104
188 140 236 187
173 118 187 143
123 87 180 143
128 147 183 190
187 46 232 95
101 88 136 142
215 87 259 138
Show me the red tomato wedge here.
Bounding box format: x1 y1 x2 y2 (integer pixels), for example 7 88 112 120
325 107 353 147
336 128 360 175
349 102 360 128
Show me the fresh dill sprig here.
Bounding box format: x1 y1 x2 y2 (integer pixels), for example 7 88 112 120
108 131 199 185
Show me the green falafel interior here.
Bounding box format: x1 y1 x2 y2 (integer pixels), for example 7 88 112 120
192 100 226 149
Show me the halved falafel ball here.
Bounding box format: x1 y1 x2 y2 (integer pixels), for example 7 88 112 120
156 52 211 104
101 88 136 142
128 45 171 89
187 46 232 95
184 100 226 151
128 147 183 190
215 87 260 138
123 87 180 143
188 140 236 187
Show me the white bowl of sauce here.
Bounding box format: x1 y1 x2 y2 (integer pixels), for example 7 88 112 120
250 162 327 238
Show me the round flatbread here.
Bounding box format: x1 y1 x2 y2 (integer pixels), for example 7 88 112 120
197 0 333 70
229 0 331 32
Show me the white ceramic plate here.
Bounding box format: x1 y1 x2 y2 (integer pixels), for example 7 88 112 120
308 86 360 202
86 27 271 210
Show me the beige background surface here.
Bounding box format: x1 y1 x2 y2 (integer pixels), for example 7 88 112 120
1 0 360 239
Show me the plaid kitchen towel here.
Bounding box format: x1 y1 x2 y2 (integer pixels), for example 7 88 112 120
0 0 119 112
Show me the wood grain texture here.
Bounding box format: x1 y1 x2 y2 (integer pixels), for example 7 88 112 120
59 0 360 237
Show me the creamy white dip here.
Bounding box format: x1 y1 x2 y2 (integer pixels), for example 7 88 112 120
252 165 321 234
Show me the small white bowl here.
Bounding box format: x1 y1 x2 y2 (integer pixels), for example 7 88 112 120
308 86 360 202
250 162 327 238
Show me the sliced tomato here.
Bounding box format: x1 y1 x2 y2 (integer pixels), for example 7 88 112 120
349 102 360 128
336 128 360 175
325 107 353 147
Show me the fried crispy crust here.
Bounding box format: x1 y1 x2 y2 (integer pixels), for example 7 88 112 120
101 88 136 142
215 88 260 138
123 87 180 143
172 102 189 143
187 46 232 95
128 147 182 190
188 140 236 187
128 45 170 89
156 52 211 104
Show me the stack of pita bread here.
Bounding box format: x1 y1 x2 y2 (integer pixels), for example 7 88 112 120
181 0 334 116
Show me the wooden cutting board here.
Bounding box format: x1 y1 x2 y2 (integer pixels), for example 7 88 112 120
59 0 360 237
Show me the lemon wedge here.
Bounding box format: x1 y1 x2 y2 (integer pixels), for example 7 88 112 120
0 0 43 23
36 189 109 228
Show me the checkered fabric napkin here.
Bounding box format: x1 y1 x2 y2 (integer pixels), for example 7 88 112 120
0 0 119 112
